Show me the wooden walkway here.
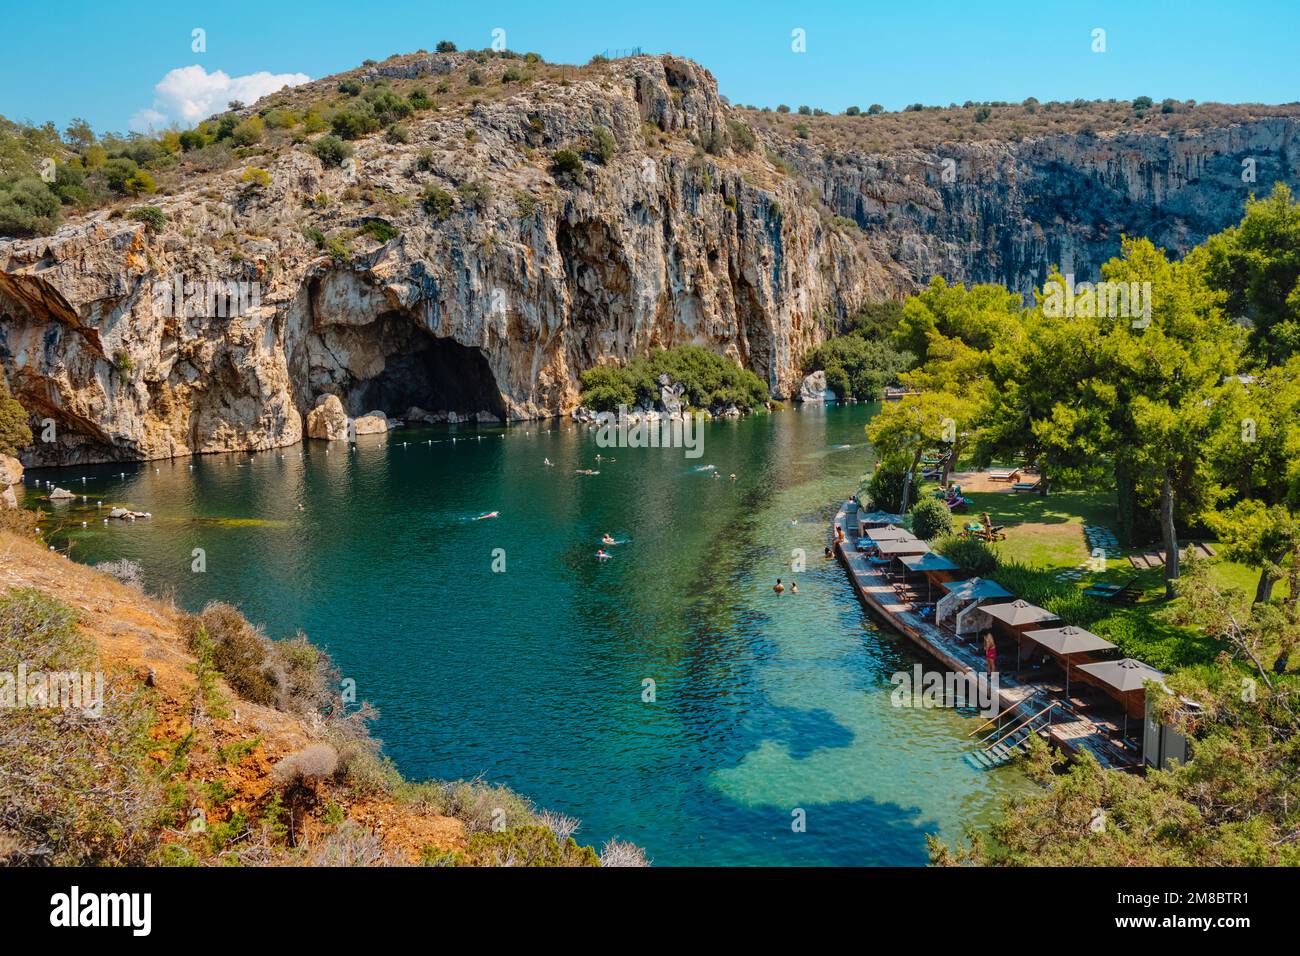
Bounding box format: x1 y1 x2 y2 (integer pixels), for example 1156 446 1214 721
833 501 1139 771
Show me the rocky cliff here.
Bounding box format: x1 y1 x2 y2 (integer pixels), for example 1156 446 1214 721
2 51 1297 464
778 117 1299 297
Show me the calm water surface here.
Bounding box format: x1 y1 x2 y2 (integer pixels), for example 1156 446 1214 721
25 403 1029 865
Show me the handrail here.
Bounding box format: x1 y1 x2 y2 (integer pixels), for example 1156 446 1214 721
968 695 1041 738
982 701 1059 752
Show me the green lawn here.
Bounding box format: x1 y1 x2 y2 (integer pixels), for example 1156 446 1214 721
916 480 1281 670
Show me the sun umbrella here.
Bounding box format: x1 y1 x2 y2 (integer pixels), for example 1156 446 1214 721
1076 658 1168 738
1022 626 1117 693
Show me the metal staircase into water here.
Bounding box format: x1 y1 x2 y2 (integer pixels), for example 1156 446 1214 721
964 699 1060 770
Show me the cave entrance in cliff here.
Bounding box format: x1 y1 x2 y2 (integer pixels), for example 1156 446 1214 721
355 335 506 422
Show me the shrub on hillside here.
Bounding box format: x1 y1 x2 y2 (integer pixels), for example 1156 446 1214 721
550 148 584 179
935 534 999 577
910 497 953 540
0 177 61 237
458 825 600 867
588 125 617 164
182 601 278 706
310 135 353 168
420 184 454 220
0 588 159 864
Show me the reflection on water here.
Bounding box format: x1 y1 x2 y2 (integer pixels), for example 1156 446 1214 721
23 404 1030 865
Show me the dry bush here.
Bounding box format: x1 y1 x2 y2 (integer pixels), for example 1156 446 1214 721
599 837 651 867
271 743 340 786
0 587 160 865
536 809 580 843
94 559 143 589
298 821 404 866
395 776 538 833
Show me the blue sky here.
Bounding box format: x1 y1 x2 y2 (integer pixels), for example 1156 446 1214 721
3 0 1298 134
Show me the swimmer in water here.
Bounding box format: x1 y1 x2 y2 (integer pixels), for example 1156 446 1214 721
790 581 798 594
601 534 617 545
475 511 499 520
773 578 784 594
596 548 611 560
544 458 553 466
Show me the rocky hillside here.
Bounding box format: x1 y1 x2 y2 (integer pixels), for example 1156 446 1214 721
2 50 1298 464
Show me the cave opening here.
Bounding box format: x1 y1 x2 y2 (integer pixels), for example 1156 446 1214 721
352 334 506 421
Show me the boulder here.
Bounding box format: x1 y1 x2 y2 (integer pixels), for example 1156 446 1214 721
0 454 21 487
799 370 835 403
658 374 686 414
48 486 75 499
307 395 350 441
353 410 389 435
0 454 21 510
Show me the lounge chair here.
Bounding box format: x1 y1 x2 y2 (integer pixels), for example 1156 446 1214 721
1083 578 1138 604
1012 480 1041 493
987 469 1021 482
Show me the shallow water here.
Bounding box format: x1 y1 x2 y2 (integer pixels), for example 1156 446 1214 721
23 403 1030 865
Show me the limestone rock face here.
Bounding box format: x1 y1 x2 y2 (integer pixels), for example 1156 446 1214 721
0 453 20 509
799 370 832 403
352 410 389 435
306 396 350 441
1 52 1296 465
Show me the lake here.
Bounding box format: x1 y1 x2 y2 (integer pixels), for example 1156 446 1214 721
23 402 1029 865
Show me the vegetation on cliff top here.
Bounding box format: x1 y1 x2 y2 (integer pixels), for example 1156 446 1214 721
579 345 769 413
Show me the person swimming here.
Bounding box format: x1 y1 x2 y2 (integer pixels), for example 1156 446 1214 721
773 578 784 594
475 511 499 520
790 581 798 594
601 534 617 545
544 457 553 467
596 548 611 560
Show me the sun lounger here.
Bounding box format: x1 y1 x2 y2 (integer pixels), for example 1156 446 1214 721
987 469 1021 481
1012 480 1041 493
1082 578 1138 604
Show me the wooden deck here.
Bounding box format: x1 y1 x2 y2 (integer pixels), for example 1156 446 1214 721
833 501 1140 771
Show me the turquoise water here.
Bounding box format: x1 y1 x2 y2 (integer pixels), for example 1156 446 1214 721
23 403 1029 865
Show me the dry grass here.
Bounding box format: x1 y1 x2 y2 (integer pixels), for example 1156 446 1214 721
745 99 1300 153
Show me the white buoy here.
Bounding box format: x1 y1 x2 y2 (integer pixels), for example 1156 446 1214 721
81 521 87 528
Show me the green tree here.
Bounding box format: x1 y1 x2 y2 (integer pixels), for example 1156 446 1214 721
0 374 32 456
865 390 965 512
1203 182 1300 362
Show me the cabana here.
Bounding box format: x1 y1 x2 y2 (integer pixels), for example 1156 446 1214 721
865 525 916 542
898 553 960 601
874 537 931 558
1021 625 1117 692
979 600 1061 666
856 510 904 535
936 578 1012 635
1076 658 1168 739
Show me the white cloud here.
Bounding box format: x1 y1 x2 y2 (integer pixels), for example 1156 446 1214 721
130 65 311 132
